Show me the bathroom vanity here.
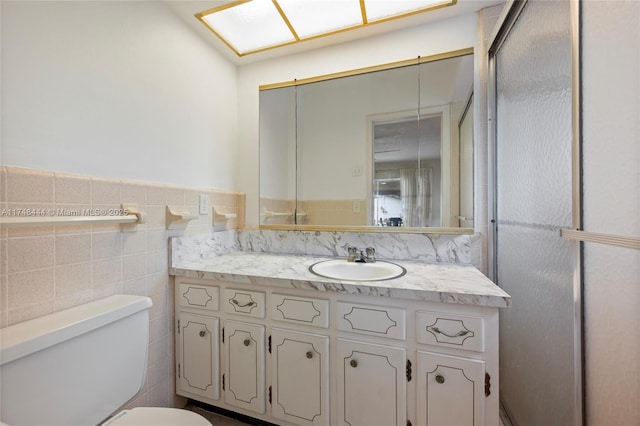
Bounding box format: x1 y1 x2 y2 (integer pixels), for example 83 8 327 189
171 250 509 426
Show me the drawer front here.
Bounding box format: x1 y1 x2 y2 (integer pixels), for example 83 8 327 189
178 282 219 311
271 294 329 328
416 311 484 352
337 302 406 340
222 288 266 318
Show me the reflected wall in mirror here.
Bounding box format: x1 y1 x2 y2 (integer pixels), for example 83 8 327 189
259 50 474 230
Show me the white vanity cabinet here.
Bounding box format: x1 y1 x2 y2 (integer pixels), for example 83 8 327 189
176 281 221 402
223 319 266 414
415 310 490 426
417 351 485 426
336 338 406 426
174 276 501 426
271 328 330 425
177 312 220 401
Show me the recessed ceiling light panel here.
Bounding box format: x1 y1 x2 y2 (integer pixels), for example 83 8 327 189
200 0 295 55
364 0 454 22
276 0 364 39
196 0 456 56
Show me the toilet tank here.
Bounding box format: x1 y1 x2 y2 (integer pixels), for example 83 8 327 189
0 295 153 426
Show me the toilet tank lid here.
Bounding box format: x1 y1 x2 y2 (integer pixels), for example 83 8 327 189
0 295 152 365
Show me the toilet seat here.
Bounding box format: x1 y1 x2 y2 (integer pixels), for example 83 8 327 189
102 407 212 426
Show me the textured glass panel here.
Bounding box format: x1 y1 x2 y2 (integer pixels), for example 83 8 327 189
582 2 640 424
496 1 572 228
582 1 640 237
583 244 640 425
498 225 576 425
494 1 577 425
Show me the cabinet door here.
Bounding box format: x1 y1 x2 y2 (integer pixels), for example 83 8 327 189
178 312 220 401
223 320 266 414
417 351 485 426
336 339 406 426
272 328 329 426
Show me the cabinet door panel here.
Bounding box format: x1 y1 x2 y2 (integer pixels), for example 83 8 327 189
336 339 406 426
417 351 485 426
272 328 329 426
178 312 220 400
224 320 266 414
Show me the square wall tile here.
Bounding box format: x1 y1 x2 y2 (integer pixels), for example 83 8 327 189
55 173 91 204
8 268 54 309
122 229 146 255
55 262 92 296
146 185 167 206
92 231 122 260
8 236 54 273
91 178 121 205
123 277 147 296
147 250 168 275
146 229 168 251
6 167 54 204
121 182 147 205
123 253 146 280
55 234 92 266
145 205 166 229
92 257 122 289
147 272 168 296
166 187 185 205
185 190 200 208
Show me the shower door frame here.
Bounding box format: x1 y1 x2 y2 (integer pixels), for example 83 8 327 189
486 0 584 425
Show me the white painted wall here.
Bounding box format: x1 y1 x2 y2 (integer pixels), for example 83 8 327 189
1 1 238 190
238 13 478 226
582 2 640 424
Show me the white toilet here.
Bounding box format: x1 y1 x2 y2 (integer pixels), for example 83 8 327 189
0 295 211 426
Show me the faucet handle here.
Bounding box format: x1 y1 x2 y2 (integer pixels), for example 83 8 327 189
365 247 376 262
347 246 358 262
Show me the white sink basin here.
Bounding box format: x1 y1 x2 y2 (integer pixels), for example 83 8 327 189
309 259 406 282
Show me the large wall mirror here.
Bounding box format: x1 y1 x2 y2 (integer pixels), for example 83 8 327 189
259 49 474 232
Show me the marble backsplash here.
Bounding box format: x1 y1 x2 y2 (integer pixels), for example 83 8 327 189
170 229 473 266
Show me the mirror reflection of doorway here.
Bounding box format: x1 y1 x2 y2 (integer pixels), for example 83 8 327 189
374 178 402 226
372 111 443 227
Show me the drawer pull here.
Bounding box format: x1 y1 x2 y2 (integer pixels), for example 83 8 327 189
306 351 313 359
435 375 445 384
232 299 256 308
243 338 251 347
429 326 470 338
199 330 206 337
350 359 358 368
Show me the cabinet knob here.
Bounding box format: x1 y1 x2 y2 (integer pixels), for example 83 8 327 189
243 338 251 347
306 351 313 359
435 375 445 384
199 330 206 337
350 359 358 368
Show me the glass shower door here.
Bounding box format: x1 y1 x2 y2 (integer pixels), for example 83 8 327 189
492 1 580 425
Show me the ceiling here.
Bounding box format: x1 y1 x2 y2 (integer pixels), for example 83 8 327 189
165 0 504 65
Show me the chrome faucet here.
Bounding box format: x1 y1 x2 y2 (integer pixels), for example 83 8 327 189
347 246 376 263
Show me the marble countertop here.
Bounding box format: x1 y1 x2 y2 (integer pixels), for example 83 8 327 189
170 252 511 308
